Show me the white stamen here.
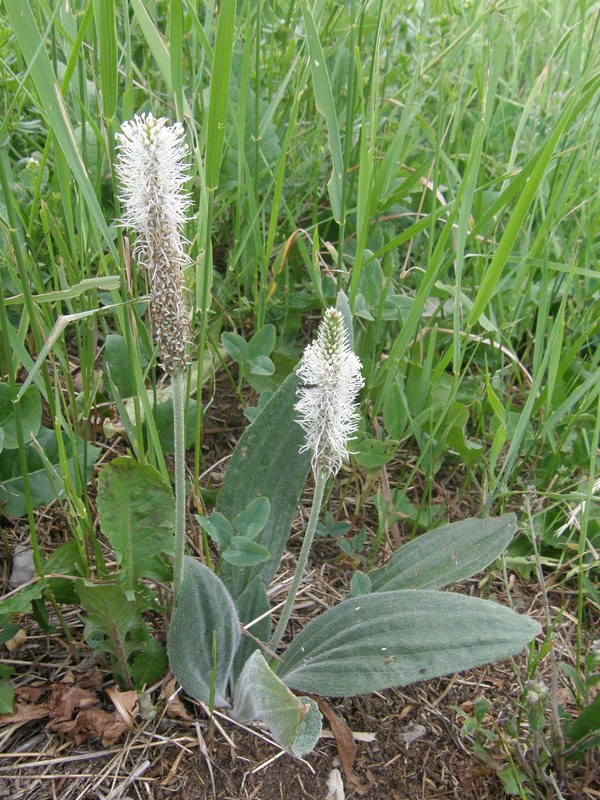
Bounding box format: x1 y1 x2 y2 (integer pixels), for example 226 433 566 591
295 308 363 477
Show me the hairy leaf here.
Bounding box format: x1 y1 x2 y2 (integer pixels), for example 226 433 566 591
219 373 311 598
368 515 517 592
167 557 240 708
232 577 271 683
97 457 175 583
277 590 541 697
233 651 322 757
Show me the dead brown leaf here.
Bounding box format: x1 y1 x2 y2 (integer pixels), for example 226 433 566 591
47 675 96 721
0 672 136 747
14 684 49 704
79 666 104 692
0 685 51 726
316 698 372 796
47 706 130 746
107 686 138 729
161 677 194 722
5 627 28 652
44 676 138 745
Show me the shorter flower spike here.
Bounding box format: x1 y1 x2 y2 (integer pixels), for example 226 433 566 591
295 308 364 476
115 113 191 375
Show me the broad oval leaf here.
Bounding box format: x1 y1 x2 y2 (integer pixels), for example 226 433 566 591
196 511 234 550
221 331 247 362
97 457 175 583
368 515 517 592
277 590 541 697
233 650 322 757
232 576 271 683
167 557 240 708
247 324 276 360
0 383 42 449
219 373 311 598
0 426 100 517
249 355 275 376
233 497 270 541
224 538 270 567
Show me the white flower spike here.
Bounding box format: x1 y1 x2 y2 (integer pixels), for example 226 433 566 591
115 113 191 375
295 308 364 476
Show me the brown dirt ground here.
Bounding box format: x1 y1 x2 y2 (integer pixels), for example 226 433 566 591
0 375 597 799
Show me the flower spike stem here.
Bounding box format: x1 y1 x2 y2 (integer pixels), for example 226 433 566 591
115 114 192 602
269 467 327 652
172 369 187 600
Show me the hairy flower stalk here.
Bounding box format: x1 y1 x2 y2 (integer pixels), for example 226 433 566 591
270 308 363 651
116 113 191 599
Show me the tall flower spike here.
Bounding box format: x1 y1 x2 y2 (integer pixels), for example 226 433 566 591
295 308 364 476
115 113 191 375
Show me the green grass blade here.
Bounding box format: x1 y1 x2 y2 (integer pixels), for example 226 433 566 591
129 0 172 90
5 0 117 260
205 0 236 191
467 74 599 328
92 0 117 121
453 118 485 372
170 0 184 119
300 0 344 224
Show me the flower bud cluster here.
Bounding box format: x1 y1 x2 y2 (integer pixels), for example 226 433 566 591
116 113 191 375
295 308 364 476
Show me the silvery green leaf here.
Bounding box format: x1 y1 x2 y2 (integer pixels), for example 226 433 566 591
368 515 517 592
221 331 248 363
223 538 270 567
277 590 541 697
233 497 270 541
349 571 372 597
233 651 322 757
196 511 234 550
232 576 271 683
168 557 240 707
219 373 311 598
247 324 276 360
336 290 354 347
293 696 322 757
249 355 275 376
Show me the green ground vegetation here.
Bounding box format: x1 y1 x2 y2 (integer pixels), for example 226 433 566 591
0 1 598 796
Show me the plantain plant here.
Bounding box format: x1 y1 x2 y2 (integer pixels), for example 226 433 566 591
0 113 541 756
167 303 541 757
